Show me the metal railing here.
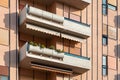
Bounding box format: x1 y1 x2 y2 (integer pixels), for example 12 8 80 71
64 52 90 60
65 17 90 27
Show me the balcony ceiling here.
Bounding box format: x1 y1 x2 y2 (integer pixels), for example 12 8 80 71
35 0 90 10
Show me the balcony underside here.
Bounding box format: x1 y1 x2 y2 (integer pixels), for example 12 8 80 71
20 43 91 75
20 55 90 75
33 0 91 10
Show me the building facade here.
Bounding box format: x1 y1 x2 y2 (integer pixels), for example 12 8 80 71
0 0 120 80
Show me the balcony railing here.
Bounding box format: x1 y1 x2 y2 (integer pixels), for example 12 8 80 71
63 18 91 38
65 52 90 60
65 17 89 27
19 42 91 74
19 5 91 42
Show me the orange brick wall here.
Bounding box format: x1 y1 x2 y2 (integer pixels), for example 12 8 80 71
18 0 120 80
1 0 120 80
0 65 8 76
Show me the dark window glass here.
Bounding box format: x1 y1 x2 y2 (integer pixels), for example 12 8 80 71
102 36 108 45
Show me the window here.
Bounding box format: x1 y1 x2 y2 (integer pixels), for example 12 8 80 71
102 4 107 15
0 76 8 80
102 0 107 4
102 0 107 15
102 36 108 45
102 66 107 76
102 0 117 15
102 56 107 76
108 4 117 10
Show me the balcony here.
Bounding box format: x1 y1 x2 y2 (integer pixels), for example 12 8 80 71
19 5 91 42
19 42 91 74
36 0 91 10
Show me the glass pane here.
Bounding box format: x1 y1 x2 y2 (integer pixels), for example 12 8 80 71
102 68 107 76
102 0 107 4
102 36 107 45
102 5 107 15
1 76 8 80
102 56 107 65
108 4 117 10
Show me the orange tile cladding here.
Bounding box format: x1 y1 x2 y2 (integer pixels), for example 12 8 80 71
0 65 8 76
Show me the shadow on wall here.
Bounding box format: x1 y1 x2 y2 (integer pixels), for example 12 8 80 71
114 15 120 28
4 12 18 33
3 12 19 67
4 50 18 68
115 74 120 80
114 45 120 58
118 44 120 59
114 44 120 59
